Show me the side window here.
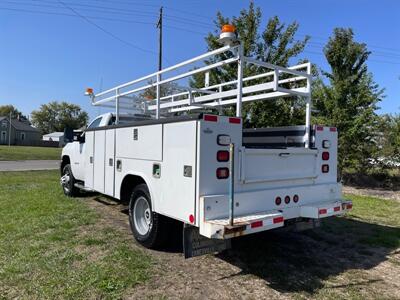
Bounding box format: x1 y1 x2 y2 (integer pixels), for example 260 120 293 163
87 117 102 129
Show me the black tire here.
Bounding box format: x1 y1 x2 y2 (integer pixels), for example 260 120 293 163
128 184 167 249
61 164 79 197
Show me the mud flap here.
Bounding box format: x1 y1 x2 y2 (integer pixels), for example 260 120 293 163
183 224 231 259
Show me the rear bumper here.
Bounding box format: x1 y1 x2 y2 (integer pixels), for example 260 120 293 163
199 198 352 239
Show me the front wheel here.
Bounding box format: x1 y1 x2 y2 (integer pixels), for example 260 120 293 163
128 184 167 249
60 164 79 197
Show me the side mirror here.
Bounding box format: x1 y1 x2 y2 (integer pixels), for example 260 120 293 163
78 133 85 144
64 127 74 143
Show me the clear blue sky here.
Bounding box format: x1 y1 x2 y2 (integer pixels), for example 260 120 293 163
1 0 399 120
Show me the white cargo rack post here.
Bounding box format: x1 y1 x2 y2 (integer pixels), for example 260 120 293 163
88 43 312 147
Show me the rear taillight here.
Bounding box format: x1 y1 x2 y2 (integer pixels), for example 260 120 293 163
229 117 241 124
217 150 229 162
284 196 290 204
322 164 329 173
293 194 299 203
322 152 330 160
204 114 218 122
275 196 282 205
216 167 229 179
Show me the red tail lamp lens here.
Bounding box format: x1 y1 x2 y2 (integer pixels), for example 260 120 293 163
217 150 229 162
216 167 229 179
284 196 290 204
322 152 330 160
189 214 195 223
275 196 282 205
293 194 299 203
322 164 329 173
229 117 241 124
204 114 218 122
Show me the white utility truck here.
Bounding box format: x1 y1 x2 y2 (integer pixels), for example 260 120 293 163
61 26 352 258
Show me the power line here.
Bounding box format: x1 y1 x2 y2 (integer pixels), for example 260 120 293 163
56 0 161 58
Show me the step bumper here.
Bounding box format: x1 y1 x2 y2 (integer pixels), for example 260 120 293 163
300 200 352 219
200 210 285 239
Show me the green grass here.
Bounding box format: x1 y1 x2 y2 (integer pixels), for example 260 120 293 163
0 145 62 161
345 194 400 227
0 170 152 299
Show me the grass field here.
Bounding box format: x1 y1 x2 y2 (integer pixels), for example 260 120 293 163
0 170 399 299
0 145 62 161
0 171 152 299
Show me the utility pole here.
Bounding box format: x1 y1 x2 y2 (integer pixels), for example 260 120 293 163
155 6 163 119
156 6 163 71
8 111 11 147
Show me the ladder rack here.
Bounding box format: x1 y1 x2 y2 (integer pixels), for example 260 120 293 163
89 43 313 147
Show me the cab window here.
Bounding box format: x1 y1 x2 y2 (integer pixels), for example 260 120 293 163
87 117 102 129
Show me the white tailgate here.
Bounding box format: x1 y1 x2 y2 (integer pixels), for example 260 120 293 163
239 147 318 184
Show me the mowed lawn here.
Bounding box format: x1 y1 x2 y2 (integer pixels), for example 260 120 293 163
0 145 62 161
0 171 152 299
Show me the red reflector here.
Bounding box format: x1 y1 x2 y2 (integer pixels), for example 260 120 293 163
316 126 324 131
330 127 337 132
322 152 330 160
284 196 290 204
216 167 229 179
229 117 241 124
347 203 353 210
334 206 340 212
319 208 327 215
204 114 218 122
273 216 284 224
251 220 263 228
217 150 229 162
275 196 282 205
322 164 329 173
189 214 195 223
293 194 299 203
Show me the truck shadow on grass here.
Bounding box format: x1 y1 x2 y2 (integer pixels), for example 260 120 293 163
216 217 400 294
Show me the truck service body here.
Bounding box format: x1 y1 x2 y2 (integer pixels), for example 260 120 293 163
61 29 351 257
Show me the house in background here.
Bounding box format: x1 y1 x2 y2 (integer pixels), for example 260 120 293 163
42 132 65 147
0 116 41 146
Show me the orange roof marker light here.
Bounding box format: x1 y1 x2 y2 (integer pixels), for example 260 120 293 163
218 24 238 46
85 88 94 96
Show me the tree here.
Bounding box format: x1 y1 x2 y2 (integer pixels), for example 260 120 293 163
0 105 27 119
374 114 400 167
31 101 88 134
313 28 384 173
190 2 310 127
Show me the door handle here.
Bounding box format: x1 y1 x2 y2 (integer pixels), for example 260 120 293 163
109 158 113 166
279 153 290 157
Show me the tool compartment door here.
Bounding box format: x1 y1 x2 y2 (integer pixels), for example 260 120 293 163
84 131 94 189
159 121 197 222
104 129 115 197
93 130 106 193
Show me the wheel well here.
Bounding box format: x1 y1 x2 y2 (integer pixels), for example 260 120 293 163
61 156 70 175
120 175 146 204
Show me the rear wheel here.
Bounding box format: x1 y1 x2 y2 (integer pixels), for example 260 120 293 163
61 164 79 197
128 184 167 248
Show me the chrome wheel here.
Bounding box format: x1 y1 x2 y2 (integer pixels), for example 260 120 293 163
133 196 152 236
61 171 71 193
